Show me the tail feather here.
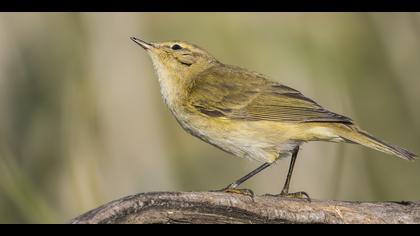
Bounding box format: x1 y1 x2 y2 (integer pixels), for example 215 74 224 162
337 126 417 161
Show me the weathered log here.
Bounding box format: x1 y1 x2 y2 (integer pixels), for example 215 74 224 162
69 192 420 224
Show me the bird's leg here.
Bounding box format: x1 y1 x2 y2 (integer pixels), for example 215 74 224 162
212 163 272 197
267 146 311 201
280 146 311 200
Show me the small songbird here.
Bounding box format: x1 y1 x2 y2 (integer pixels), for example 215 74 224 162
131 37 416 199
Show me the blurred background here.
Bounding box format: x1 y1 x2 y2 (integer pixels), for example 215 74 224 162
0 12 419 223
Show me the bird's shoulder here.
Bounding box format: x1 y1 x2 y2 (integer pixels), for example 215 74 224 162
187 63 269 109
190 63 270 89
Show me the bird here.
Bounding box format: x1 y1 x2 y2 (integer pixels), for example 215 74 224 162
131 37 416 200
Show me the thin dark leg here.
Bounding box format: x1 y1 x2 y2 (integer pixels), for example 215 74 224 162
278 146 311 200
215 162 272 196
228 162 271 189
281 146 299 194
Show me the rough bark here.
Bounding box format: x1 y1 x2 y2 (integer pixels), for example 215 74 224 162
69 192 420 224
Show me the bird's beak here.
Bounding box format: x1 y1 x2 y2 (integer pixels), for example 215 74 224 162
130 37 154 50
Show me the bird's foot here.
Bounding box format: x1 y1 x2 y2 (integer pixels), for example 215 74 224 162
265 191 311 202
211 186 254 197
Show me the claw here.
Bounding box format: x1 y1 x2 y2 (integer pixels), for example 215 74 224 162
211 187 254 197
265 191 311 202
282 191 311 201
224 188 255 197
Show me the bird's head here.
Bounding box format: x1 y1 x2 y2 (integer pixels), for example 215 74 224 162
131 37 218 81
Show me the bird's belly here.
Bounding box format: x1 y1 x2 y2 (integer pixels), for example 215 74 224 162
174 112 299 163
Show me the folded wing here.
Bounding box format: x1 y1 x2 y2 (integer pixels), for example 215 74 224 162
188 64 353 124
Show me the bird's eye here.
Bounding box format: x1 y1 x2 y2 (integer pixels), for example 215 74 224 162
171 44 182 50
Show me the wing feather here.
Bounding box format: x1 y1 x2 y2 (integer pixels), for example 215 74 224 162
187 65 353 124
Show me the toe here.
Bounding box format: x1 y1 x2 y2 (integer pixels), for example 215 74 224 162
214 187 254 197
265 191 311 201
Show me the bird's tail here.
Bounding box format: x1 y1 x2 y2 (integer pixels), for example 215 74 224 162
334 125 417 161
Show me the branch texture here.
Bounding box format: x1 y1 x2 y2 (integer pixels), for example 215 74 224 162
69 192 420 224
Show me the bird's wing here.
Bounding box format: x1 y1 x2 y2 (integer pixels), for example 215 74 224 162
187 65 353 124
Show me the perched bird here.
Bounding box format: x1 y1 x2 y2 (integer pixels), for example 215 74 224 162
131 37 416 199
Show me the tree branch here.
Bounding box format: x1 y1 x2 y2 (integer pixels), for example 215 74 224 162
69 192 420 224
